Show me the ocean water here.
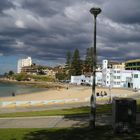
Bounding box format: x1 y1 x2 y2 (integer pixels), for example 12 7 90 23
0 83 47 97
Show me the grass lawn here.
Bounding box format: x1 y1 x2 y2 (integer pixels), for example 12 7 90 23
0 99 139 139
0 125 140 140
0 104 112 118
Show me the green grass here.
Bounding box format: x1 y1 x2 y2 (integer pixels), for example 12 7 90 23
0 99 140 139
0 104 113 118
0 125 140 140
0 107 90 118
0 99 139 118
137 99 140 110
1 99 140 118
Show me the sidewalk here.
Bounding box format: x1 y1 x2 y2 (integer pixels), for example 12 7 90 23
0 115 89 128
0 102 90 114
0 114 140 128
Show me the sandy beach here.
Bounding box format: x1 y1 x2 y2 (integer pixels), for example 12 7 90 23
0 85 138 103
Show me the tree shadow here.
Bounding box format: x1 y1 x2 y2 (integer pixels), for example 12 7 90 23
23 103 140 140
23 125 140 140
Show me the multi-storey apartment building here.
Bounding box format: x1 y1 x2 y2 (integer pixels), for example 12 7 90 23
102 60 140 89
112 62 125 70
17 57 32 73
125 59 140 70
71 59 140 89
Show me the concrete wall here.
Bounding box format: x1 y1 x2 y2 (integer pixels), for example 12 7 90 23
132 71 140 89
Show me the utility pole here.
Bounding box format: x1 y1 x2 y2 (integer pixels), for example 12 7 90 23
90 7 101 128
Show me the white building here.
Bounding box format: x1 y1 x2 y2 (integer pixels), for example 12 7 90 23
95 71 102 86
102 60 112 87
130 71 140 89
111 69 121 88
17 57 32 73
102 60 140 89
71 75 86 85
71 71 102 86
70 59 140 89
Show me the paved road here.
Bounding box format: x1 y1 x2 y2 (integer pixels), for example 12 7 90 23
0 114 140 128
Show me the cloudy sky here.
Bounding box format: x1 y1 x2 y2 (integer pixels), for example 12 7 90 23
0 0 140 74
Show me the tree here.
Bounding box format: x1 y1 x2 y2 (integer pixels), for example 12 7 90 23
56 72 67 81
66 51 71 68
15 73 28 81
84 47 94 73
71 48 82 76
4 72 8 77
8 70 14 76
65 51 72 79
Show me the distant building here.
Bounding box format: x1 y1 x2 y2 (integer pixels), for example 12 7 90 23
71 75 86 85
71 71 102 86
131 71 140 89
21 66 38 75
17 57 32 73
42 69 56 78
104 60 125 70
71 59 140 89
112 62 125 70
125 59 140 70
102 60 140 89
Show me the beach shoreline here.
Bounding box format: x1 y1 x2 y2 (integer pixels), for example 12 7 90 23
0 79 66 89
0 85 138 102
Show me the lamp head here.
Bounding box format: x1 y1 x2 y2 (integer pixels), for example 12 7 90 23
90 7 101 17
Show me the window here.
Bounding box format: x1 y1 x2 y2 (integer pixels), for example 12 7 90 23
117 82 120 85
117 76 120 79
114 82 116 85
134 74 138 78
114 76 116 79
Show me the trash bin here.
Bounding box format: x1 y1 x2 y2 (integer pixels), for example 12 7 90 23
112 97 136 133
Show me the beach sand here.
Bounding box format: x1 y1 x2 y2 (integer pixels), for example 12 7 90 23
0 85 137 102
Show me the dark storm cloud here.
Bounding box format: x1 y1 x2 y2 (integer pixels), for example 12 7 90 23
96 0 140 61
21 0 78 17
0 0 140 65
0 0 93 62
0 1 14 13
98 21 140 43
103 0 140 24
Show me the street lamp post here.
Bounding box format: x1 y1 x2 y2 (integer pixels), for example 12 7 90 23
90 7 101 128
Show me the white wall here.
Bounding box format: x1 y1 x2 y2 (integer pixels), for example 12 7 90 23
102 68 111 87
71 75 85 85
120 70 132 88
96 71 102 85
71 72 102 86
103 60 108 69
90 71 102 85
112 69 121 87
132 71 140 89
